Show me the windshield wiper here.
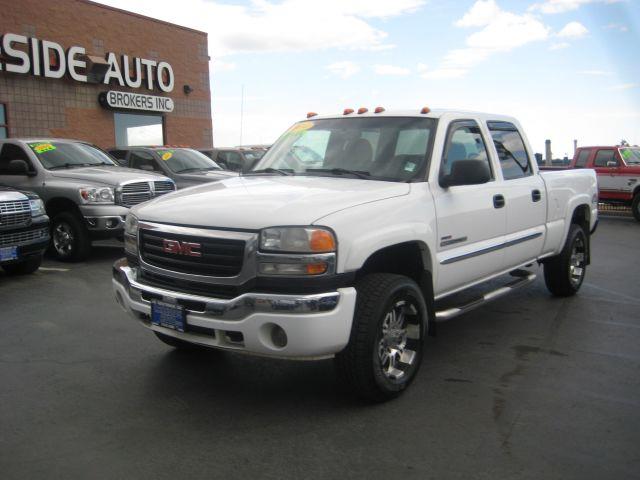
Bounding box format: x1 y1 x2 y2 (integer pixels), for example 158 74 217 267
248 168 293 176
49 163 94 170
306 168 371 179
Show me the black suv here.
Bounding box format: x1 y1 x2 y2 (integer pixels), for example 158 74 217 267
109 147 237 189
199 147 267 173
0 186 49 275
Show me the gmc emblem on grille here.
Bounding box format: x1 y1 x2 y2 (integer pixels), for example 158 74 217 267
162 239 202 257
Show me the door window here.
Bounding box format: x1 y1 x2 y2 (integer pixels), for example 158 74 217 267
441 121 492 180
488 122 532 180
575 149 590 168
594 149 617 167
0 143 33 174
130 151 161 172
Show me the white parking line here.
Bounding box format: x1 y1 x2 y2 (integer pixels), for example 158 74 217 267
39 267 70 272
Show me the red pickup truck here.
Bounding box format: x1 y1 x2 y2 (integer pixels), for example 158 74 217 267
543 146 640 221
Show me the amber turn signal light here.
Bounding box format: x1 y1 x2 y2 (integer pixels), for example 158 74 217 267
309 229 336 252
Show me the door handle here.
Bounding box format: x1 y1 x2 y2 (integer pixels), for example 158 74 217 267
532 189 542 202
493 194 505 209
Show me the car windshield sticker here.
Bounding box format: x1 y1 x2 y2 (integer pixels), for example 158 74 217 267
621 148 632 160
28 142 56 154
404 162 416 172
287 121 315 135
160 151 174 161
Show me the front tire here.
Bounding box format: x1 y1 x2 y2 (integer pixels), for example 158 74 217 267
50 212 92 262
632 193 640 222
2 255 42 275
335 273 427 402
544 223 588 297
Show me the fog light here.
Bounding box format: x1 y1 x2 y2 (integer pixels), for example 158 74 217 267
270 324 287 348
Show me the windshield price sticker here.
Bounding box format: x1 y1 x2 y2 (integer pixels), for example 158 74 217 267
161 151 174 161
621 149 632 160
29 143 56 154
287 121 315 135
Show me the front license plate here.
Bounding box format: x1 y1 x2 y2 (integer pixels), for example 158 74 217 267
151 300 186 332
0 246 18 262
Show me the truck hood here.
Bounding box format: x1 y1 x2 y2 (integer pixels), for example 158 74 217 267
49 166 169 187
133 176 410 229
176 170 238 183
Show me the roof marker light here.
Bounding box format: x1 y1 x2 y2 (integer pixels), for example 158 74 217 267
420 106 431 114
343 108 354 115
307 112 318 118
374 106 385 113
357 107 368 114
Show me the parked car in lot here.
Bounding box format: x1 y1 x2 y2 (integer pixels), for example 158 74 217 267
109 146 237 189
541 145 640 221
199 147 267 173
0 186 49 274
0 139 176 261
113 108 597 401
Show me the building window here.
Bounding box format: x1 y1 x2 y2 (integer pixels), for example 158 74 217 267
114 113 164 146
0 103 8 139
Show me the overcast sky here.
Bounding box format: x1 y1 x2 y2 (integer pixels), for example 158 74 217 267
97 0 640 157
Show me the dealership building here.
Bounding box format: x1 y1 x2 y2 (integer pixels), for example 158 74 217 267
0 0 213 148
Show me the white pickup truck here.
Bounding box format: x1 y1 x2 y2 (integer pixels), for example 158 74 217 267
112 108 598 401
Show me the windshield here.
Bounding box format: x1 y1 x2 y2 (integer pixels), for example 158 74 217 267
28 142 117 169
243 150 266 161
619 147 640 165
251 117 436 182
155 149 223 173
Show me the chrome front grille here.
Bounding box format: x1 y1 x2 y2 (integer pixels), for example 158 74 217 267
0 200 31 228
0 227 48 247
118 180 175 207
140 229 245 277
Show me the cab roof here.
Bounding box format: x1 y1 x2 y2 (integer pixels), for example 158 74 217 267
306 109 519 124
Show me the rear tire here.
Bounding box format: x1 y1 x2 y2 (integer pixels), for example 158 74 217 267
632 193 640 222
50 212 92 262
544 223 588 297
2 255 42 275
335 273 427 402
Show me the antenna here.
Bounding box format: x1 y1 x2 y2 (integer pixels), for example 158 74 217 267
239 84 245 146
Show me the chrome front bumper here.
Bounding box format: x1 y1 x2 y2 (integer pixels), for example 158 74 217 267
112 259 357 358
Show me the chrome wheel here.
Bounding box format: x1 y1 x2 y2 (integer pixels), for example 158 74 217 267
569 234 586 287
377 297 421 381
53 222 74 256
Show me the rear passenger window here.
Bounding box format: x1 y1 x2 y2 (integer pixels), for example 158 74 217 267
594 150 617 167
488 122 532 180
575 149 590 168
440 121 491 179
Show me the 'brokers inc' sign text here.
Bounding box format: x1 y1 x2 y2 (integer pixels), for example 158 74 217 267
100 91 174 113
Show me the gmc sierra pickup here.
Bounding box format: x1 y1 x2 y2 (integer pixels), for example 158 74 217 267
113 108 598 401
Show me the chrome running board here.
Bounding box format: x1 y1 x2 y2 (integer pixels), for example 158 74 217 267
435 271 536 322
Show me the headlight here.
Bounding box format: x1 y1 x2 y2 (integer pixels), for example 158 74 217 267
260 227 336 253
124 214 139 255
79 186 114 204
29 198 45 217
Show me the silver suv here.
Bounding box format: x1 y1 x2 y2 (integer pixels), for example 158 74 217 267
0 139 176 261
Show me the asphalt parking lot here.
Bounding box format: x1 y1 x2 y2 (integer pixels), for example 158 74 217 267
1 216 639 479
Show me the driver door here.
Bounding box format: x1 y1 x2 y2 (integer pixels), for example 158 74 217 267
432 120 507 296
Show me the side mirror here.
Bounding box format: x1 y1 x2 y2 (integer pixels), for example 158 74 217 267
8 159 35 176
440 159 491 188
606 161 618 167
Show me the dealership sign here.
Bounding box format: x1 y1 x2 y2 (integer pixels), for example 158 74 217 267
99 91 174 113
0 33 174 93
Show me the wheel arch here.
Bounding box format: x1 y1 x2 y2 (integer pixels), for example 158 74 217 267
46 197 81 218
355 240 436 336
